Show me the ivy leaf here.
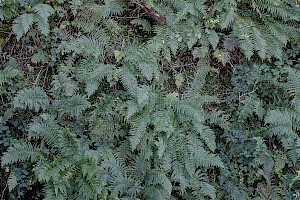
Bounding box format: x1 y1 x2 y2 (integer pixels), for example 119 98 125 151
114 50 124 63
213 49 230 66
175 73 184 88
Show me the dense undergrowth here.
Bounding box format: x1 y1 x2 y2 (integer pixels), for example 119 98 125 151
1 0 300 199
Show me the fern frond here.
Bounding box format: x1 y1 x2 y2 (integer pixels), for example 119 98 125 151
265 109 299 129
32 4 54 22
109 175 142 198
145 170 172 198
7 172 18 192
28 114 60 147
192 181 216 200
43 184 66 200
220 6 237 29
0 65 22 93
187 134 223 168
129 113 151 150
152 110 174 134
32 4 54 36
12 13 34 40
287 68 300 99
64 30 111 61
55 94 90 117
120 67 139 97
194 124 216 152
252 26 267 59
172 101 205 124
51 73 78 97
90 0 126 19
1 142 42 166
254 0 300 21
34 15 50 35
101 157 127 178
85 64 115 97
183 66 211 99
233 18 255 59
13 87 49 112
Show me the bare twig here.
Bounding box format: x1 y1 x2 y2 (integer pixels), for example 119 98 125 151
0 183 8 200
130 0 166 25
238 87 258 103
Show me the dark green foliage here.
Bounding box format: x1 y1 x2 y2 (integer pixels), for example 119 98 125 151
0 0 300 199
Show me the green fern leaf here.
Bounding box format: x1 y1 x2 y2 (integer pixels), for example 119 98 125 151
28 114 60 147
0 65 22 91
34 15 50 35
85 64 115 97
1 142 41 166
198 181 216 200
252 27 267 59
220 7 236 29
183 67 211 99
121 67 139 96
129 113 151 150
287 68 300 99
194 124 216 152
32 4 54 36
13 87 49 112
7 172 18 192
208 30 219 50
12 13 34 40
51 73 78 97
55 94 90 117
32 4 54 22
